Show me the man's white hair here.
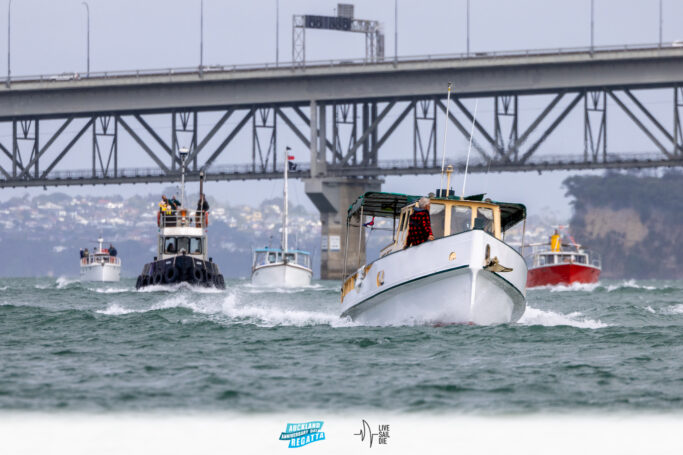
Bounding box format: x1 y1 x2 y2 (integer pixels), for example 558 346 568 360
418 197 430 209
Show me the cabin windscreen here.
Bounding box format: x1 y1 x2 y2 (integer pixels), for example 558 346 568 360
476 207 495 234
254 250 311 269
429 203 446 239
451 206 472 235
163 237 203 254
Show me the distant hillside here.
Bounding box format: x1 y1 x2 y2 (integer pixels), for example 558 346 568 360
0 193 320 279
564 171 683 279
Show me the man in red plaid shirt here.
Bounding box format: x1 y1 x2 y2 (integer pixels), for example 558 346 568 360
407 197 435 247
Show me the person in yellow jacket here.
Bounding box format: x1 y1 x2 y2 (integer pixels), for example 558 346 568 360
159 195 173 226
550 229 561 252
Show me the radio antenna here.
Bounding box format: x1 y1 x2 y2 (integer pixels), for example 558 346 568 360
438 82 453 196
461 99 478 199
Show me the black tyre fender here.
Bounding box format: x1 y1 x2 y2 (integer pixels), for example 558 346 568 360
135 276 142 289
142 275 150 287
205 269 214 285
192 267 204 283
152 271 163 285
164 267 178 283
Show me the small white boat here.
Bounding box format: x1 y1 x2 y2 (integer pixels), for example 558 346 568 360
80 237 121 282
251 147 313 287
251 248 312 287
340 191 528 325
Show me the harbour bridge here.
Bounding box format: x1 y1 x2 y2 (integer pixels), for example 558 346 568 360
1 43 682 277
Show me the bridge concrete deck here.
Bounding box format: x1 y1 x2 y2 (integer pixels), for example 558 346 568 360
1 47 682 120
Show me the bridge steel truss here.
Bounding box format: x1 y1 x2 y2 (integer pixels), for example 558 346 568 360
1 48 683 189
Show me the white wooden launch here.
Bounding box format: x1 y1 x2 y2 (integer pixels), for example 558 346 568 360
251 148 313 287
80 237 121 282
340 192 528 325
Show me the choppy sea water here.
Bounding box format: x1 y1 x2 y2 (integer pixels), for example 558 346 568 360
1 277 682 413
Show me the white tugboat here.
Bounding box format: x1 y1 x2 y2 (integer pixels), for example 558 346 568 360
251 148 313 287
135 156 225 290
80 237 121 282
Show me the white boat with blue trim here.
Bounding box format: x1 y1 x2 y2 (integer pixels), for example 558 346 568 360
250 147 313 287
340 191 528 325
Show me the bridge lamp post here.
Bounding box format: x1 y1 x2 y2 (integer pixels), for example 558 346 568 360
199 0 204 76
658 0 663 48
590 0 594 53
466 0 470 57
276 0 279 66
179 147 189 208
394 0 397 63
6 0 12 87
82 2 90 77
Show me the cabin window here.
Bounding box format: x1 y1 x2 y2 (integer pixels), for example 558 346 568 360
475 207 495 234
164 237 177 254
299 254 311 268
395 209 411 248
254 252 267 266
450 206 472 235
284 253 296 262
268 252 278 263
189 237 203 254
560 254 572 263
575 255 586 264
429 203 446 239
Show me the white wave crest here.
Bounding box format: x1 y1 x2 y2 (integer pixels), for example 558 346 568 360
218 293 352 327
56 276 79 289
518 306 608 329
136 282 224 294
0 285 8 291
645 306 656 314
97 291 351 328
605 279 656 292
90 287 131 294
662 304 683 315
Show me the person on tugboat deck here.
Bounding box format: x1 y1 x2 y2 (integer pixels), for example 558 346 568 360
407 197 435 247
169 195 181 211
109 244 117 257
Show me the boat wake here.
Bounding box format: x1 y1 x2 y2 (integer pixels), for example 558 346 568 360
518 306 608 329
98 291 355 328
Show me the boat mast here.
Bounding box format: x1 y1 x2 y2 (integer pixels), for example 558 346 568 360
282 146 289 253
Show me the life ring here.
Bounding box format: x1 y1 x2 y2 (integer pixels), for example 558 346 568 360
164 267 178 283
192 268 204 283
153 271 163 285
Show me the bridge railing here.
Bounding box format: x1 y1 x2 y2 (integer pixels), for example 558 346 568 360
6 42 680 84
0 152 675 184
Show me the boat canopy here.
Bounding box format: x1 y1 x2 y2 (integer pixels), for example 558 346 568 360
347 192 421 219
347 191 526 230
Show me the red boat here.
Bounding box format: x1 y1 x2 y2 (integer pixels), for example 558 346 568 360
526 231 601 288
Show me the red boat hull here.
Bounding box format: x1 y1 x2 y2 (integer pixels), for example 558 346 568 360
527 263 600 288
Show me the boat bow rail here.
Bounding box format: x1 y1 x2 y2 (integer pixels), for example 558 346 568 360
81 255 121 266
157 210 209 229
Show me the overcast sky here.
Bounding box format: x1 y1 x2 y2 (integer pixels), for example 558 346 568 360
0 0 681 219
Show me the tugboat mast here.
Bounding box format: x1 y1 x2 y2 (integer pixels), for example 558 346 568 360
282 147 289 253
179 147 189 208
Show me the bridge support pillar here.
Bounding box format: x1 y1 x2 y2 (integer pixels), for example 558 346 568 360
304 177 382 280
